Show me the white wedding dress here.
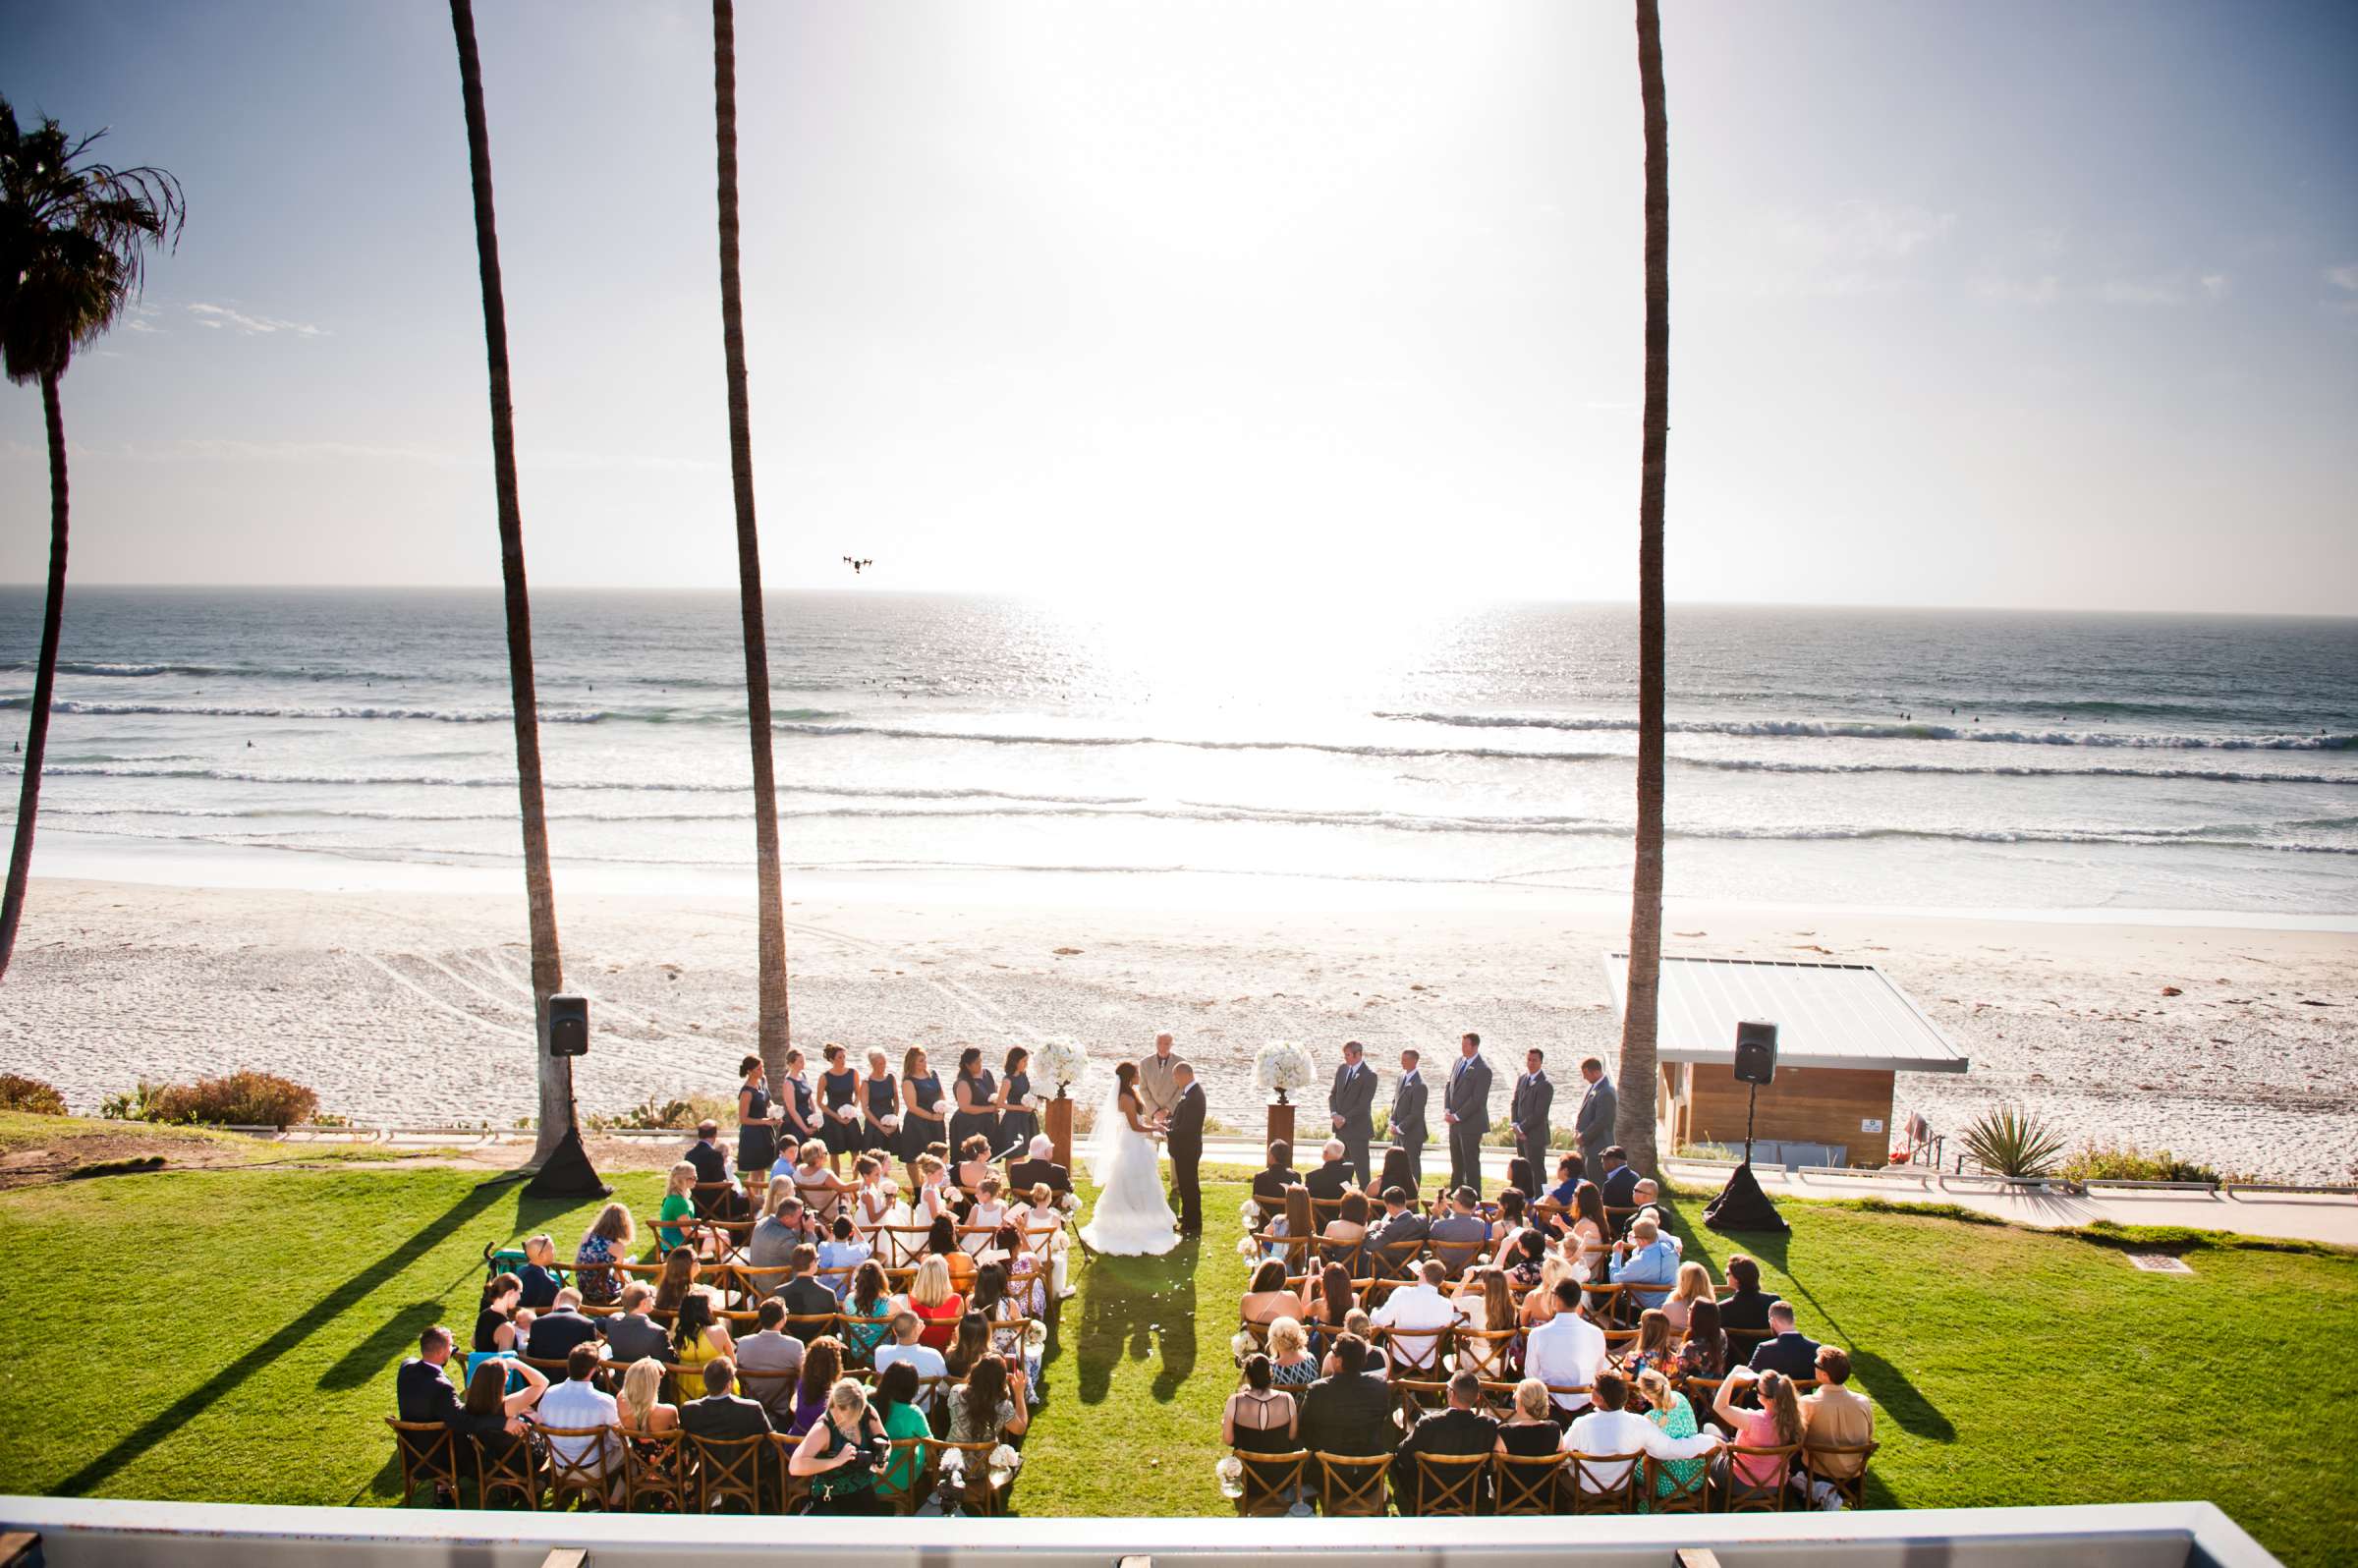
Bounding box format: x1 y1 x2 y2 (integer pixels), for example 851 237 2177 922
1079 1088 1180 1257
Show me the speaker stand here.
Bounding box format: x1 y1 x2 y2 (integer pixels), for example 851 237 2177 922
1703 1081 1786 1233
524 1062 609 1201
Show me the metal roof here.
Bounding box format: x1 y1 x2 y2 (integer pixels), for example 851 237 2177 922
1600 954 1970 1075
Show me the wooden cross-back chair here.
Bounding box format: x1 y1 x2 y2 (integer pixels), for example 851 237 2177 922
1252 1229 1312 1270
1234 1448 1309 1517
621 1429 686 1512
1490 1450 1565 1516
474 1433 541 1509
926 1437 1016 1516
1407 1451 1488 1518
1720 1443 1801 1512
872 1437 936 1515
1314 1451 1391 1517
1391 1378 1450 1425
383 1418 463 1507
1428 1239 1488 1281
1307 1196 1345 1231
871 1225 936 1268
1313 1237 1365 1277
1801 1440 1878 1510
1376 1322 1447 1380
1647 1450 1712 1513
1563 1450 1645 1514
537 1427 621 1511
691 1181 747 1219
687 1431 768 1513
1366 1240 1424 1283
1447 1326 1520 1382
1541 1384 1594 1420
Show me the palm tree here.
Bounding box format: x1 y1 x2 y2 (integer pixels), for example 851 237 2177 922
0 102 184 984
448 0 571 1161
710 0 793 1082
1614 0 1671 1176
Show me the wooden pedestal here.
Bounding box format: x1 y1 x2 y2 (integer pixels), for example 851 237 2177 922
1045 1094 1076 1171
1264 1098 1296 1159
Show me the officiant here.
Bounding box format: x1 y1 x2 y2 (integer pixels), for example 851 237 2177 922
1138 1032 1181 1125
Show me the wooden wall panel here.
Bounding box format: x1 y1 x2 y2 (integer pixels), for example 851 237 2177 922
1678 1063 1893 1167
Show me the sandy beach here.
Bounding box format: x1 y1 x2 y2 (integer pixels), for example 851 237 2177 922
0 872 2349 1185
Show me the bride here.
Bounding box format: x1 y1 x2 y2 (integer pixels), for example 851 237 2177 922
1080 1061 1181 1257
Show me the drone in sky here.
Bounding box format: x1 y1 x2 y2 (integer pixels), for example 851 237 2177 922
841 556 874 575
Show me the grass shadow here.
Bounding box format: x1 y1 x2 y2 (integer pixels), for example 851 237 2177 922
317 1298 451 1392
1072 1237 1200 1406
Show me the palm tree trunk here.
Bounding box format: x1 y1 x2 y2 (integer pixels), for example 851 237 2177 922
711 0 793 1083
450 0 570 1161
0 368 71 983
1616 0 1671 1177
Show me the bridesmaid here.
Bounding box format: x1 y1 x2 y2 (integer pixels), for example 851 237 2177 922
773 1045 815 1175
735 1054 782 1188
859 1047 899 1158
818 1042 862 1172
996 1045 1039 1159
899 1046 948 1185
946 1046 1000 1170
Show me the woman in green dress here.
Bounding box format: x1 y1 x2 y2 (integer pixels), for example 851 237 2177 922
1635 1366 1707 1511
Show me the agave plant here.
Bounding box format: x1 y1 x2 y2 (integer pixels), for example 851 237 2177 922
1961 1104 2066 1178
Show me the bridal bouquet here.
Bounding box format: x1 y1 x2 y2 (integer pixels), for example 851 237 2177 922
879 1113 901 1133
1253 1039 1319 1100
1038 1036 1091 1097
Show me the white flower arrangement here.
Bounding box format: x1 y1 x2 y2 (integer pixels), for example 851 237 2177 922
1235 1235 1259 1260
1215 1454 1246 1497
1230 1330 1258 1364
1239 1198 1260 1228
880 1114 901 1133
1054 1192 1081 1214
1024 1319 1047 1353
989 1443 1023 1475
1038 1037 1091 1097
1252 1039 1319 1099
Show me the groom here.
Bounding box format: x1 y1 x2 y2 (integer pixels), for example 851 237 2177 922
1166 1061 1206 1236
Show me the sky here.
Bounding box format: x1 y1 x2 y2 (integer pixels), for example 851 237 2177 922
2 0 2354 613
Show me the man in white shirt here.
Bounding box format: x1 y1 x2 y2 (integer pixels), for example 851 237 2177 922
1370 1259 1458 1376
536 1343 620 1483
871 1311 947 1413
1561 1370 1720 1492
1521 1280 1607 1414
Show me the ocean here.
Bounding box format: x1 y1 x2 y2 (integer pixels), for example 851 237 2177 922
2 587 2352 920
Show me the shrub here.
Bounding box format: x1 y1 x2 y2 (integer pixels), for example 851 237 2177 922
585 1091 735 1133
1960 1104 2066 1178
117 1071 318 1129
2058 1144 2222 1187
0 1074 67 1115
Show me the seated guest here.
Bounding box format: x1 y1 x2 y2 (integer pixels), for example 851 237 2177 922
573 1203 636 1306
1493 1376 1563 1456
1241 1259 1310 1326
1449 1266 1518 1380
1522 1280 1606 1415
1224 1352 1300 1453
1008 1133 1072 1197
1394 1369 1501 1513
1265 1316 1320 1389
600 1282 669 1366
1504 1156 1539 1204
669 1289 735 1395
786 1337 848 1437
1518 1256 1571 1332
1565 1183 1610 1270
910 1154 954 1227
456 1352 547 1462
475 1273 522 1354
684 1120 730 1189
615 1354 676 1435
872 1313 947 1415
395 1325 471 1427
786 1377 890 1515
954 1134 997 1198
872 1359 933 1497
776 1244 843 1324
1561 1370 1718 1494
525 1286 600 1363
1305 1262 1356 1345
1712 1368 1805 1493
1322 1190 1372 1250
538 1342 621 1485
1607 1215 1680 1309
1636 1366 1708 1506
516 1235 563 1310
818 1214 873 1299
748 1192 812 1290
1546 1153 1586 1211
964 1176 1009 1253
655 1163 702 1259
1488 1189 1531 1268
1297 1333 1394 1456
946 1351 1031 1444
792 1140 852 1225
1676 1298 1730 1383
651 1245 699 1316
1371 1259 1457 1376
735 1298 808 1426
1616 1308 1677 1380
1797 1346 1876 1507
681 1356 773 1439
1364 1187 1431 1258
1631 1177 1667 1216
1748 1301 1822 1380
1429 1187 1491 1267
1660 1261 1713 1332
1597 1146 1641 1210
943 1311 991 1381
1252 1142 1303 1223
841 1260 902 1364
1717 1254 1774 1344
908 1255 966 1349
1505 1228 1550 1292
1304 1140 1355 1203
924 1216 979 1297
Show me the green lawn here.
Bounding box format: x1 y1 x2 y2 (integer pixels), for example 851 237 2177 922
0 1162 2350 1564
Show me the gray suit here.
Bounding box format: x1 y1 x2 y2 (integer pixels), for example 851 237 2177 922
1444 1052 1492 1196
1576 1073 1618 1171
1327 1060 1377 1188
1389 1070 1429 1192
1511 1071 1555 1183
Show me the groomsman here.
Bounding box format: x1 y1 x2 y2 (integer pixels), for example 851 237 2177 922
1327 1039 1377 1189
1166 1062 1206 1236
1389 1048 1429 1195
1575 1056 1618 1178
1442 1033 1492 1196
1511 1049 1553 1184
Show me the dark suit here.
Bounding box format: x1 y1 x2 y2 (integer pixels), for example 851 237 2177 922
1749 1330 1822 1382
1393 1405 1501 1513
778 1275 841 1325
1509 1071 1553 1184
1600 1162 1641 1211
1444 1053 1492 1197
1389 1070 1429 1194
1575 1074 1618 1173
1304 1159 1354 1204
681 1392 774 1441
1252 1165 1302 1228
1364 1208 1430 1263
1167 1081 1206 1234
396 1357 465 1426
1299 1371 1396 1458
1006 1157 1071 1197
524 1308 599 1364
685 1140 730 1187
1327 1060 1377 1188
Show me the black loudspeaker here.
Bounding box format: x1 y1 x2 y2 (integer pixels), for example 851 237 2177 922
548 994 590 1057
1732 1020 1777 1086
